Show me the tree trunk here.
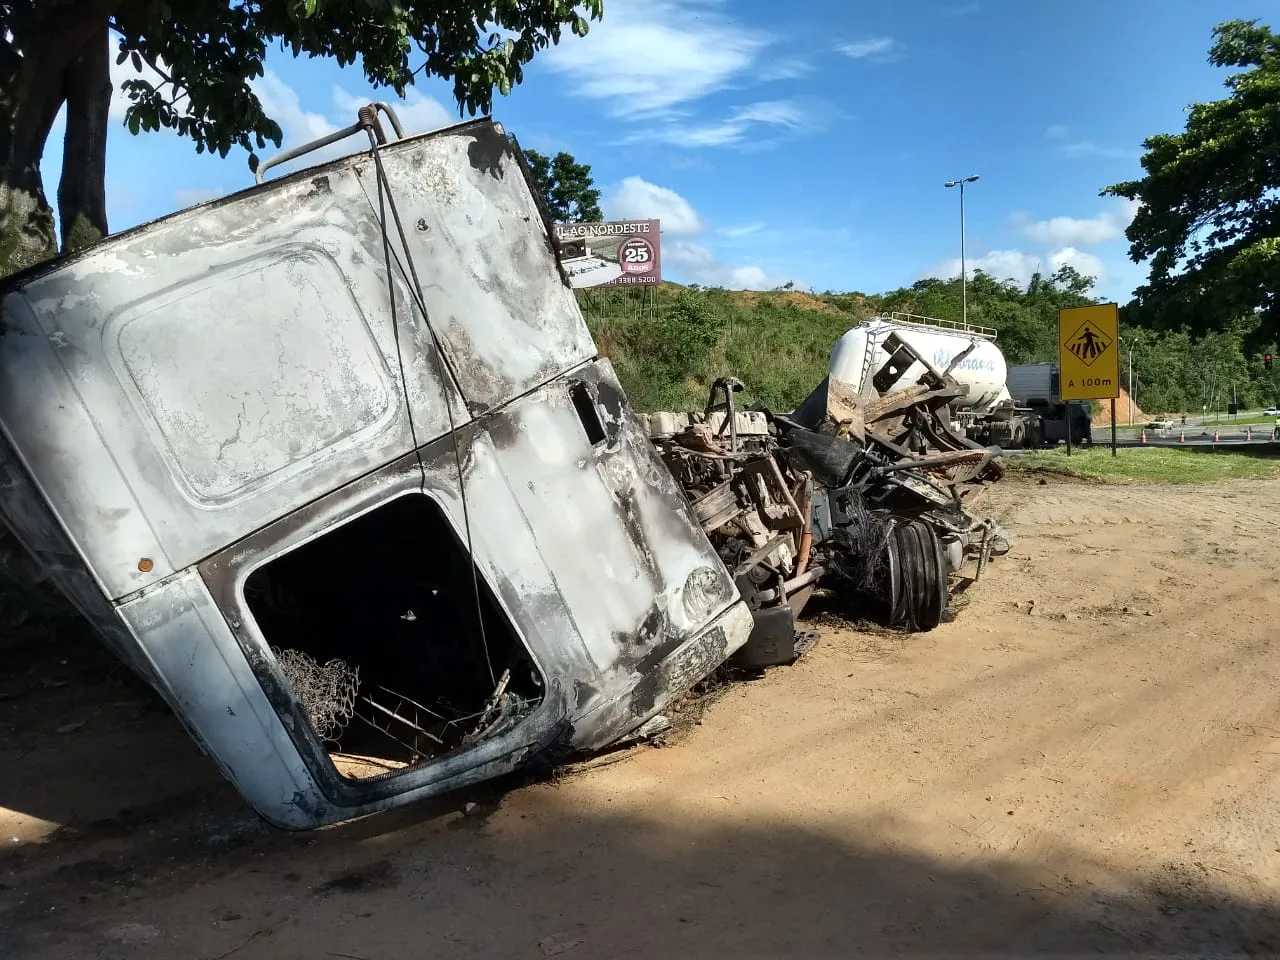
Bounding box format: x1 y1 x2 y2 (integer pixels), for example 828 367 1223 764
58 27 111 255
0 3 118 280
0 91 65 279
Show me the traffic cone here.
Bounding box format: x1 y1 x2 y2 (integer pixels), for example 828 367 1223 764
1179 429 1185 443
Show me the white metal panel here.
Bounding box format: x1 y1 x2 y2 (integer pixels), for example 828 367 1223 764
0 122 596 599
829 318 1008 411
110 244 398 505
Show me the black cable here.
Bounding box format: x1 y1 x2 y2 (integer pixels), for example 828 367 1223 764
363 124 497 689
371 135 428 492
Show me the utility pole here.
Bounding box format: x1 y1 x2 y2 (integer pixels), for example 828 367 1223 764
944 175 980 328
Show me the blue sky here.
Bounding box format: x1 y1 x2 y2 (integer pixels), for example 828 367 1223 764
39 0 1279 300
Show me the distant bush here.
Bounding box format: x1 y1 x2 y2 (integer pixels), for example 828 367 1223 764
578 273 1280 417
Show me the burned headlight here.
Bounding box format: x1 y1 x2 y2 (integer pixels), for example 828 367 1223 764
682 565 727 624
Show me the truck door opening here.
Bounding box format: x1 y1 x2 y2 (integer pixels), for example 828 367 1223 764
242 493 543 781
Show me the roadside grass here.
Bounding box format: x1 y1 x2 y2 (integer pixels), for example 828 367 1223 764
1011 447 1280 484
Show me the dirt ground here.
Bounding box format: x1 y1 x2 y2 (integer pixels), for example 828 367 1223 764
3 475 1280 959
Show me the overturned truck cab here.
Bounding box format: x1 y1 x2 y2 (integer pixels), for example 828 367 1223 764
0 115 751 828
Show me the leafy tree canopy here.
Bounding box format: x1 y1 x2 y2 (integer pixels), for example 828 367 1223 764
1103 18 1280 340
0 1 603 276
524 148 603 222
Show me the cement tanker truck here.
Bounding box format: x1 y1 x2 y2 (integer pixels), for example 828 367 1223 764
827 313 1091 448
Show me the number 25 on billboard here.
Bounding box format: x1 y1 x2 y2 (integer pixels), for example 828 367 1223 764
620 239 651 264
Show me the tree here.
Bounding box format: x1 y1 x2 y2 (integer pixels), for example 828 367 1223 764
872 266 1098 365
0 1 603 278
1103 19 1280 339
523 148 602 222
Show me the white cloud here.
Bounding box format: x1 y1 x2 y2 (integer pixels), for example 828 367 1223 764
718 222 766 238
836 37 896 60
254 71 337 144
245 72 456 177
331 85 455 137
1049 246 1107 281
602 177 796 288
928 250 1044 287
604 177 705 235
666 240 794 290
541 1 769 116
629 99 813 149
1016 200 1138 247
758 59 814 81
929 246 1111 288
734 101 806 126
1043 125 1137 161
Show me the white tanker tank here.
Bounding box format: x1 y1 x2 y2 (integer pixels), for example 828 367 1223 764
823 313 1089 448
828 314 1010 412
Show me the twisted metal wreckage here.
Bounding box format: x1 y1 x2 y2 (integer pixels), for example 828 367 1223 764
0 109 1007 829
644 331 1012 665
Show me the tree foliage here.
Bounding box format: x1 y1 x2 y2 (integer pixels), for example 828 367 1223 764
523 148 603 222
1103 18 1280 339
874 266 1097 365
0 0 603 277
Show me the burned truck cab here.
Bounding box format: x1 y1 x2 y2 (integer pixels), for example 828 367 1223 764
0 116 751 828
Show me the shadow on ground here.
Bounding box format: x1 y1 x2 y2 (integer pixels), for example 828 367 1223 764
3 633 1279 959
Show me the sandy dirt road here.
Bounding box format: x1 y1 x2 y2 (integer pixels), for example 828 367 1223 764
3 475 1280 958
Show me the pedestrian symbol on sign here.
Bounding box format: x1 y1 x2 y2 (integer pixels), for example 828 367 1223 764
1066 319 1112 366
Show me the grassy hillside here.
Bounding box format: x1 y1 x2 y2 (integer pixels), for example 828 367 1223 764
578 276 1280 416
580 284 874 412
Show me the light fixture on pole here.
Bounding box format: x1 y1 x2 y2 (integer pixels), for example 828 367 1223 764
944 174 980 328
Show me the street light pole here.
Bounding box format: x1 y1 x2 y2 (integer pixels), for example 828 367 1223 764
945 175 980 328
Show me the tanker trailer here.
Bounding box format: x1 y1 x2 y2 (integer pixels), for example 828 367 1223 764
825 313 1083 448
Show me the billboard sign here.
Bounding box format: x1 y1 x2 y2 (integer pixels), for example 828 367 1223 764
552 219 662 288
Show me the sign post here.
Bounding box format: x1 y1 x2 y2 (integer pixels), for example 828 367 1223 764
1058 303 1121 458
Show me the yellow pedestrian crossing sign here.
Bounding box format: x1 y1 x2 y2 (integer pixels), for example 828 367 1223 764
1058 303 1120 400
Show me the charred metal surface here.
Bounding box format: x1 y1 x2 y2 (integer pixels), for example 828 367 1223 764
644 331 1013 639
0 118 594 602
466 125 509 180
0 116 752 828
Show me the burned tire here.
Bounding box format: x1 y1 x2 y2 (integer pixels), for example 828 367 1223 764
882 521 948 632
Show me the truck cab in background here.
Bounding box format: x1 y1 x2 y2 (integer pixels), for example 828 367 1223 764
1005 362 1094 447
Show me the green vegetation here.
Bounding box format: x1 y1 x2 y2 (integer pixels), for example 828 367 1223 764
0 1 603 277
551 17 1280 417
583 285 862 411
1012 447 1280 484
524 150 602 223
1105 19 1280 342
578 273 1280 415
580 269 1109 412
